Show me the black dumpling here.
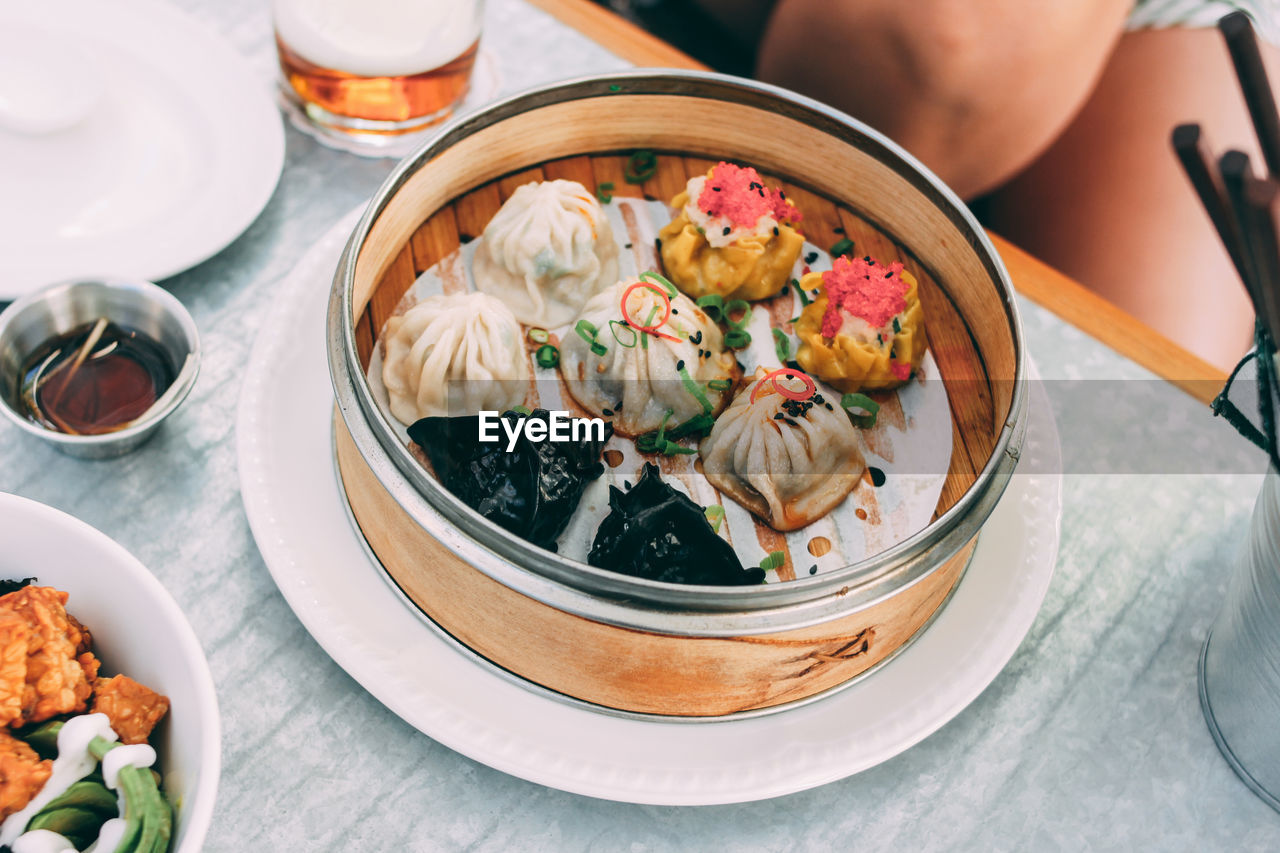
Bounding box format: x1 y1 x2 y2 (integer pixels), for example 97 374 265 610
408 409 611 551
588 463 765 585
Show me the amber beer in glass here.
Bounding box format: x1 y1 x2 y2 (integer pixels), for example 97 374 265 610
273 0 484 139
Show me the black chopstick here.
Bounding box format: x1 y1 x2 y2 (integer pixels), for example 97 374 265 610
1173 124 1256 292
1220 11 1280 176
1226 151 1280 338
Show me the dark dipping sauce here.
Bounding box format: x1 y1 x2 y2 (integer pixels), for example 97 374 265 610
19 321 175 435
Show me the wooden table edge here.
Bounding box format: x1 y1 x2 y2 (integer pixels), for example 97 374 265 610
524 0 1228 406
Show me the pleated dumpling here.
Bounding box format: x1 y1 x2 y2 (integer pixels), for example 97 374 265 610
381 292 531 425
795 255 927 393
560 276 738 437
473 179 620 327
658 161 804 301
700 367 866 531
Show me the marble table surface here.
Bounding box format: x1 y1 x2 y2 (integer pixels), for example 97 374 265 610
4 0 1280 849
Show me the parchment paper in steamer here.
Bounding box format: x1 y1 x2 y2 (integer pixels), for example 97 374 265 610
365 197 953 581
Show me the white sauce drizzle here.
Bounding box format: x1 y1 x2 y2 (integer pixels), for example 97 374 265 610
102 744 155 790
682 175 778 249
83 818 127 853
10 829 75 853
0 714 117 845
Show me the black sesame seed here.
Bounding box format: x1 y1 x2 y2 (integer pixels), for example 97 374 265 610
602 408 613 416
672 308 679 315
625 242 633 249
863 255 871 262
459 233 475 243
834 226 845 234
643 193 656 201
885 271 893 278
723 226 731 236
676 359 685 371
805 251 819 264
809 565 818 575
781 286 790 296
773 226 780 236
774 413 785 420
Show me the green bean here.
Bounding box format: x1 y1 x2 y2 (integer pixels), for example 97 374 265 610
90 736 172 853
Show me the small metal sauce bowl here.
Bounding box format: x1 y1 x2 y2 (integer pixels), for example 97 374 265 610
0 278 200 459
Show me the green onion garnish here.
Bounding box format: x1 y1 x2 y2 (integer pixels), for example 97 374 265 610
707 378 732 392
511 405 532 416
596 182 615 204
794 280 810 306
696 294 725 322
830 237 855 258
623 149 659 183
636 412 715 454
641 331 649 350
639 270 678 297
772 328 791 363
643 304 660 328
677 363 713 414
609 319 638 348
724 329 752 349
704 504 725 533
528 328 549 344
892 317 901 334
841 392 880 428
575 320 608 357
535 344 559 369
725 299 752 331
759 550 786 571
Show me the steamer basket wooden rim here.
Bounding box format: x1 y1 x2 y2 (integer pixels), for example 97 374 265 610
327 70 1027 637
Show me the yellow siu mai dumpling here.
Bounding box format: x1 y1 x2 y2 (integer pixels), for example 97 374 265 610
657 161 804 301
795 256 927 392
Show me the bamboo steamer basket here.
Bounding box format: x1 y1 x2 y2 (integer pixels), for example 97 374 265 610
327 71 1026 719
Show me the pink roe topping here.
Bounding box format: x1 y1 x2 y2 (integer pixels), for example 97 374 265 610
820 255 908 337
696 162 802 228
890 360 912 380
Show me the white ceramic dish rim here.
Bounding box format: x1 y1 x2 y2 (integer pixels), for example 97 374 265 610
0 0 284 300
0 492 221 851
238 209 1063 804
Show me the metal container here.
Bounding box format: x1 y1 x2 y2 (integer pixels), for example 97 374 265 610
327 70 1028 717
0 278 200 459
1201 469 1280 810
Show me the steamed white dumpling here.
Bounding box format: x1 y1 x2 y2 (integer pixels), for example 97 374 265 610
700 367 866 531
381 292 531 424
560 278 737 436
473 180 620 327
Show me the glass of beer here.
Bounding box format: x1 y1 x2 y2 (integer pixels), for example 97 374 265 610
273 0 484 142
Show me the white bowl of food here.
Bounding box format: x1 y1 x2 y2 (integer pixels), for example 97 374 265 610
0 493 219 853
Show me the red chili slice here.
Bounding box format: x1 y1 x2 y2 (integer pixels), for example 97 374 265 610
751 368 816 404
621 282 681 341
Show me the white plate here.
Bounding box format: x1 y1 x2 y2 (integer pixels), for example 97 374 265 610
0 493 221 851
237 208 1063 805
0 0 284 299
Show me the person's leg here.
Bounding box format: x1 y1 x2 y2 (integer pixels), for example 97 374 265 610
751 0 1133 198
985 27 1266 370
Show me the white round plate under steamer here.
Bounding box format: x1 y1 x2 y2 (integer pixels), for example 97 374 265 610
237 208 1064 805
